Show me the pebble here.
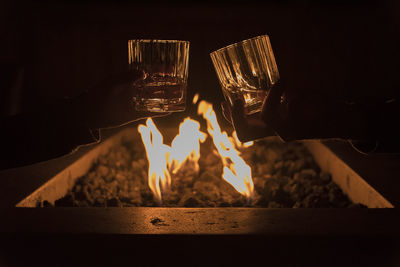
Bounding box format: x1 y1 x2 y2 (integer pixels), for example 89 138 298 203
50 135 366 209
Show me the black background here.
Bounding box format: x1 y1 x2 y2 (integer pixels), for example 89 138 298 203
1 0 400 121
1 3 400 266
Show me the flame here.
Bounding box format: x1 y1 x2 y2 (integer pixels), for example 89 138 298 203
197 101 254 201
138 118 171 203
192 93 200 104
138 117 206 203
168 118 207 174
232 131 254 149
138 96 254 203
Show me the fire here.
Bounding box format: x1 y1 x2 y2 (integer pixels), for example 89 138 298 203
192 93 199 104
138 118 171 203
138 117 207 203
197 101 254 201
138 97 254 203
168 118 207 174
232 131 254 149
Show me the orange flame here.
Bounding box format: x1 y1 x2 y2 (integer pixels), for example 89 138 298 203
192 93 200 104
232 131 254 149
197 101 254 201
168 118 207 174
138 117 207 203
138 118 171 203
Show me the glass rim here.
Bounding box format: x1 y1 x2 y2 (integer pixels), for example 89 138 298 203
210 34 270 56
128 39 190 44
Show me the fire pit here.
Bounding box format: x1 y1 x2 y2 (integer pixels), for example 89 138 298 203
2 100 398 267
17 100 392 209
50 129 358 208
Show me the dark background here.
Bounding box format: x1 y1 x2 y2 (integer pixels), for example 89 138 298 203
1 0 400 121
1 4 400 266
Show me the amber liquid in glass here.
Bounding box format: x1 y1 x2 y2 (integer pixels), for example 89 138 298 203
224 84 267 115
133 75 186 112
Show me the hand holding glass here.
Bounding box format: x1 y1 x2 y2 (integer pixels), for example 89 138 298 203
210 34 279 115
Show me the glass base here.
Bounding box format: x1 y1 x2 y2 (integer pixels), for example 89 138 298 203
224 88 267 115
245 101 264 115
132 76 186 112
134 98 186 112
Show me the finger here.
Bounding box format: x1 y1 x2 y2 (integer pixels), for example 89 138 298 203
108 111 172 129
134 111 172 120
230 99 251 141
231 99 246 120
261 80 285 125
220 101 232 124
234 117 275 142
247 113 276 138
229 99 276 142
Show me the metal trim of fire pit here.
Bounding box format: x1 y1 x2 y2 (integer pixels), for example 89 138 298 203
304 141 393 208
16 127 394 208
15 127 137 208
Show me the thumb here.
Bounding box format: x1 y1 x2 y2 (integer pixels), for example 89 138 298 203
231 99 246 122
220 101 233 124
134 111 172 120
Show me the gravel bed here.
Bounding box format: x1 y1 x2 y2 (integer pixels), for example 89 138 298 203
46 136 366 208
